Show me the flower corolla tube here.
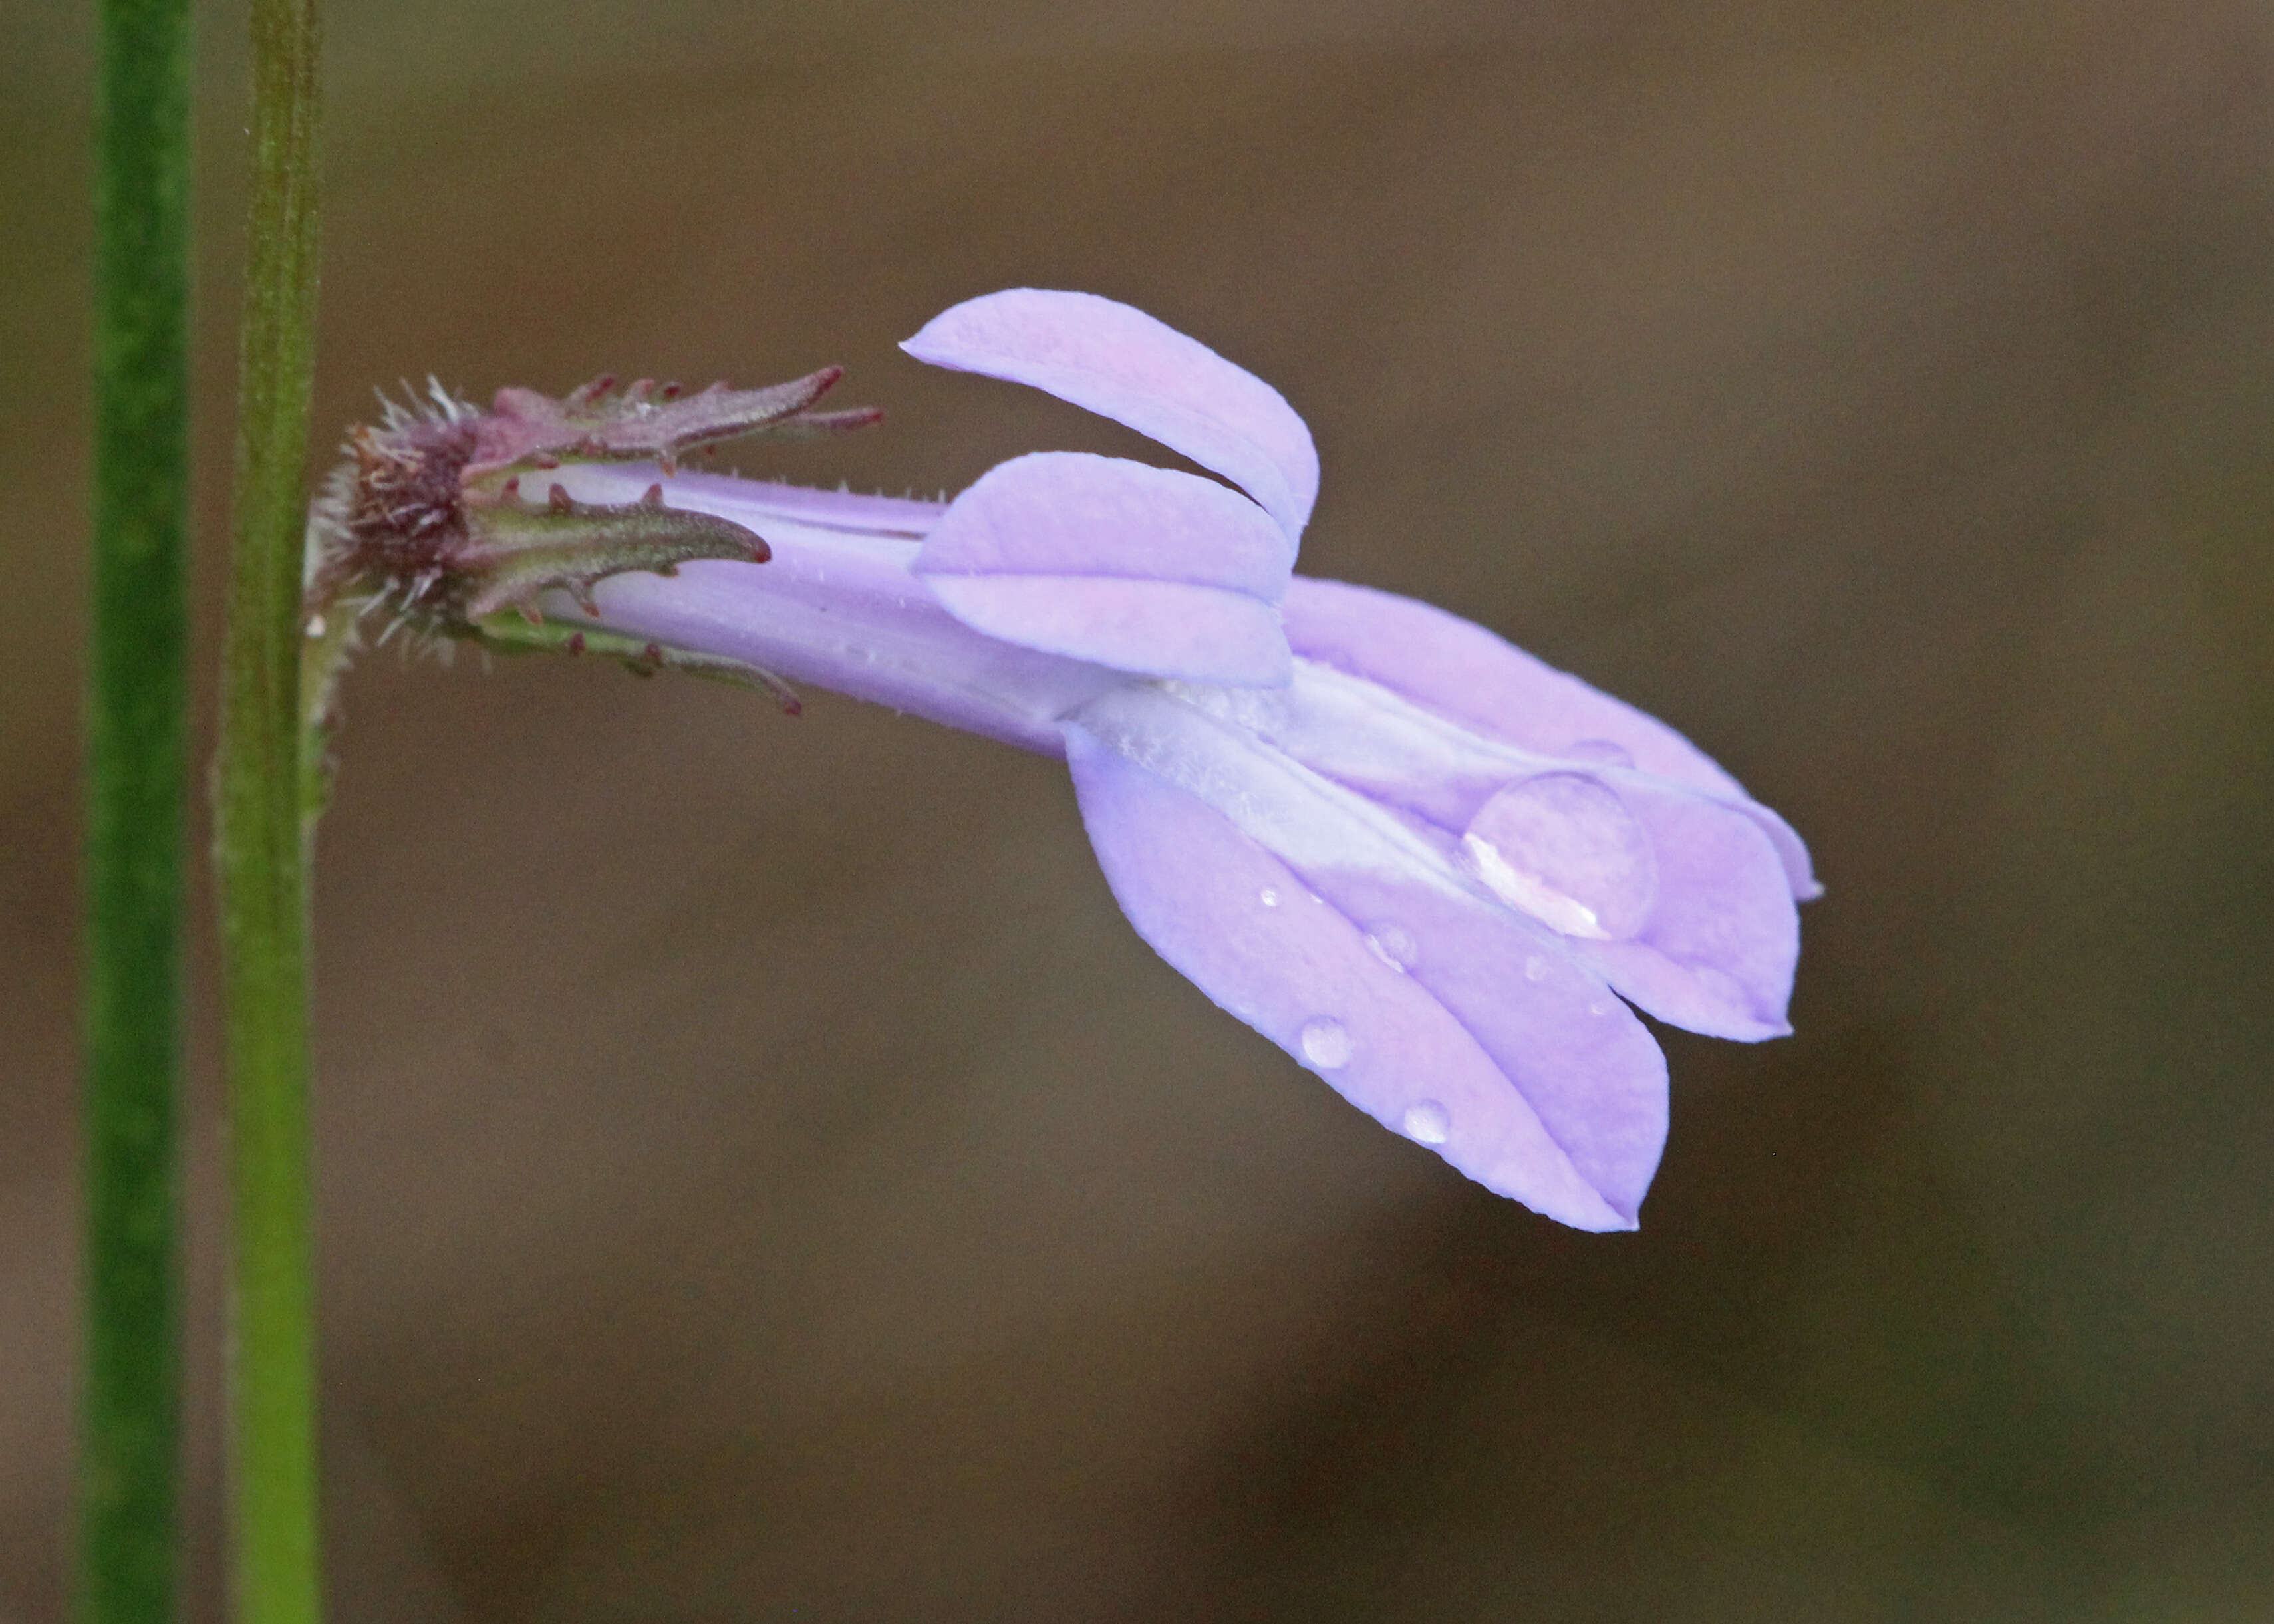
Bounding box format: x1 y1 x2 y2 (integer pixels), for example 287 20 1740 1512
317 289 1818 1232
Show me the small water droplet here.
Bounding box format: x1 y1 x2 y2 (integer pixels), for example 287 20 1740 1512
1565 738 1634 767
1299 1017 1353 1068
1524 954 1548 982
1365 924 1418 972
1402 1099 1451 1144
1259 887 1281 908
1587 999 1610 1017
304 613 327 638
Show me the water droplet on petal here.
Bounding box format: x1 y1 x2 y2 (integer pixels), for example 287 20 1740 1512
1587 999 1611 1017
1461 773 1659 940
1524 954 1548 982
1299 1018 1353 1069
1565 738 1634 767
1259 887 1281 908
1365 924 1418 973
1403 1099 1451 1144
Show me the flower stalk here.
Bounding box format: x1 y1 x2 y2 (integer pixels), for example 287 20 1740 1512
83 0 192 1618
213 0 323 1618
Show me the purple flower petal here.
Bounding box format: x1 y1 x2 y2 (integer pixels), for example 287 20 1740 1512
903 289 1320 545
915 451 1292 685
1066 692 1669 1228
1282 577 1822 900
690 478 944 537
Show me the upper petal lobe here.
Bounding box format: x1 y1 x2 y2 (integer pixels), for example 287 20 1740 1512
904 289 1320 545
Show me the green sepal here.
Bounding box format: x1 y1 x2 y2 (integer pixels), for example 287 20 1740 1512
470 613 801 713
470 370 881 477
458 483 767 622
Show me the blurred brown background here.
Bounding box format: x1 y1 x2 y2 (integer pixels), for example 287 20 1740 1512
6 1 2273 1619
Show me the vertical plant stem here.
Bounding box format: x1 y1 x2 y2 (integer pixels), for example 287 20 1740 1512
83 0 191 1621
214 0 322 1617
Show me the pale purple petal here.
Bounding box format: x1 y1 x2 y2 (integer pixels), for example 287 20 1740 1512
1067 689 1669 1228
1065 726 1642 1230
915 451 1292 686
903 289 1320 544
692 478 945 537
1283 577 1821 900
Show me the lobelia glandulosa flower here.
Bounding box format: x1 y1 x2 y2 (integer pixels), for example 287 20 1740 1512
305 289 1818 1232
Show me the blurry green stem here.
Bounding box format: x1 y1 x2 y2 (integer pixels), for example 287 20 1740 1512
83 0 190 1621
213 0 322 1619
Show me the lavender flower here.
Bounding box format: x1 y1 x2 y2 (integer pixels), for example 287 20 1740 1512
311 291 1816 1232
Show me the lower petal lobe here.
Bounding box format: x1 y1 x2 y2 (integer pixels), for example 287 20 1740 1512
1064 694 1669 1228
1572 777 1801 1040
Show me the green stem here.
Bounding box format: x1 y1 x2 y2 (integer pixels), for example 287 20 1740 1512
83 0 191 1621
213 0 322 1617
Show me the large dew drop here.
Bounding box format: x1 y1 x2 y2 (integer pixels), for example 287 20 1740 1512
1460 772 1658 940
1299 1017 1353 1069
1402 1100 1451 1144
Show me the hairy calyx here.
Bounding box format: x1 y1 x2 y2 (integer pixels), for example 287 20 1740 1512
299 368 873 818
